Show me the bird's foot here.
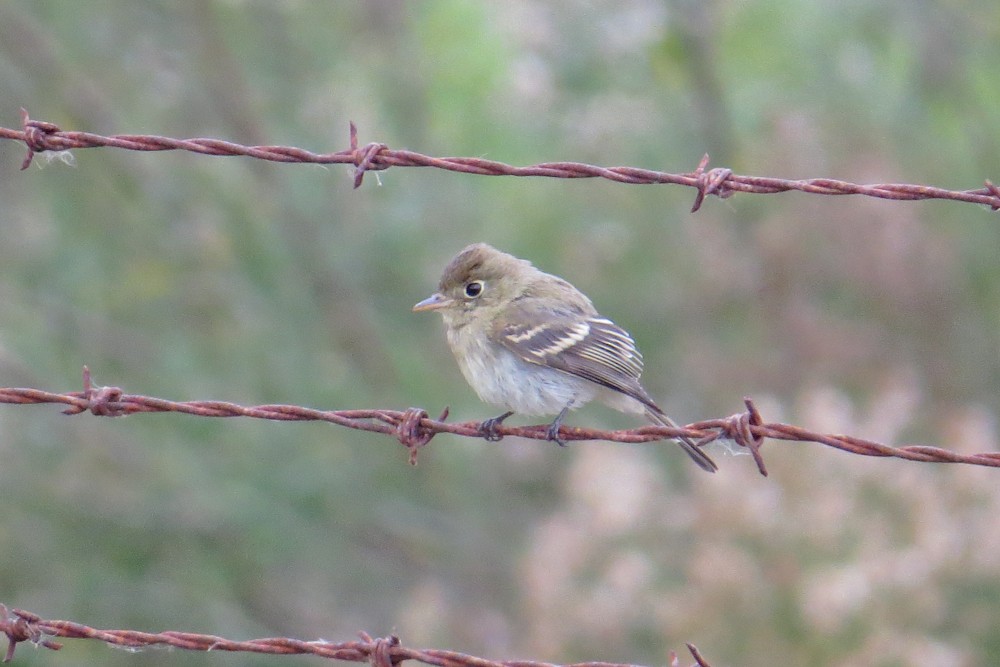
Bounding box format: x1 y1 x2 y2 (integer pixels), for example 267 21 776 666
546 408 569 447
478 411 514 442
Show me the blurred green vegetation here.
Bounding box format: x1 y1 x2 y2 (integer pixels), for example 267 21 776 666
2 1 1000 666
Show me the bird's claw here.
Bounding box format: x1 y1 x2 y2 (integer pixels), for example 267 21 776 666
478 411 513 442
546 407 570 447
546 421 568 447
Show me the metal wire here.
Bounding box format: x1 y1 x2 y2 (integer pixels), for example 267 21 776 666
2 110 998 212
2 111 992 667
0 605 712 667
2 367 998 474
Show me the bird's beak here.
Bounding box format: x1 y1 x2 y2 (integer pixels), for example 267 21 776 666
412 292 452 312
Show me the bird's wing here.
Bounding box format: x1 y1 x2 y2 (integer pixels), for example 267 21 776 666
492 300 655 408
495 299 718 473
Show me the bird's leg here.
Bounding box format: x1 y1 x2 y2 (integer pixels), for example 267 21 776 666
546 407 570 447
478 411 514 442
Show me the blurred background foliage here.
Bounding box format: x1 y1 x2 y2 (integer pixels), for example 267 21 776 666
1 1 999 665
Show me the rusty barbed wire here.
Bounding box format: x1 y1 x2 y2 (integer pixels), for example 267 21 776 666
2 109 998 212
2 367 999 475
0 604 713 667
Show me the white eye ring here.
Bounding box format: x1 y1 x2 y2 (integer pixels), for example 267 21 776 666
464 280 484 298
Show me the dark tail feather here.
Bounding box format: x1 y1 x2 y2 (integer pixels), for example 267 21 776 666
645 408 718 473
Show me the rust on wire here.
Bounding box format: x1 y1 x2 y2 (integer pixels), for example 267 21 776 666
699 398 769 476
2 367 1000 472
394 406 451 465
0 604 706 666
358 632 402 667
349 121 389 188
60 366 127 417
2 110 998 210
684 644 712 667
689 153 734 213
1 605 63 663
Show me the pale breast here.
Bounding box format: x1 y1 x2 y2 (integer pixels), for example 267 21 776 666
447 325 595 415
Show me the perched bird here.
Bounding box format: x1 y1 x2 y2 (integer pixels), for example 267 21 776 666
413 243 717 473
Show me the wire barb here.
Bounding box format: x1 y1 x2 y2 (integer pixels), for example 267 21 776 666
350 121 389 188
685 643 712 667
394 406 449 465
18 108 62 170
690 154 734 213
715 398 768 476
983 180 1000 210
358 632 402 667
2 112 997 210
60 366 127 417
0 605 63 663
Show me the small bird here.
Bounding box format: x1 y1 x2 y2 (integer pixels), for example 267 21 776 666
413 243 717 473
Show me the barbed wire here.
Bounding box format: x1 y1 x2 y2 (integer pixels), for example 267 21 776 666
2 109 998 212
4 112 992 667
2 367 999 475
0 604 711 667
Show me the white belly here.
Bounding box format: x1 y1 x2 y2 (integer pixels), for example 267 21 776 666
447 325 596 415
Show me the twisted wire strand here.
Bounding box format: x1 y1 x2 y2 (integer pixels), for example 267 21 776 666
0 605 712 667
2 368 998 475
2 110 997 212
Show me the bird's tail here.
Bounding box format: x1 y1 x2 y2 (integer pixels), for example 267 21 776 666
645 407 718 473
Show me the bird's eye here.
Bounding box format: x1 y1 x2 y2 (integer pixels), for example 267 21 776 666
464 280 484 298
